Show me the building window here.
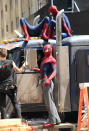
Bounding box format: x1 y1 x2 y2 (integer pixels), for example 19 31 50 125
15 0 18 4
22 12 26 18
10 0 12 10
29 7 32 15
5 4 7 12
16 17 19 28
11 21 13 32
2 29 4 38
1 10 3 19
6 25 8 32
67 0 72 11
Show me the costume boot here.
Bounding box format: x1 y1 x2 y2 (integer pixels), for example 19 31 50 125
21 25 30 41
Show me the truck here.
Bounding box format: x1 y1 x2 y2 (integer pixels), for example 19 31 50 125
2 9 89 123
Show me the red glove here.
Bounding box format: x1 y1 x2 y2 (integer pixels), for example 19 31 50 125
32 68 40 72
44 79 50 87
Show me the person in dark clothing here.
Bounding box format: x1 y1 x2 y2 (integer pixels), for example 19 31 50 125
0 48 27 119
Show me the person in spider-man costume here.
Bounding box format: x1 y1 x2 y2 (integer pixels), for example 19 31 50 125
32 44 61 127
48 5 72 40
20 5 72 42
20 16 50 41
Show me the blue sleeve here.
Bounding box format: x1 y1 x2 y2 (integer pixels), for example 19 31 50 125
63 14 71 30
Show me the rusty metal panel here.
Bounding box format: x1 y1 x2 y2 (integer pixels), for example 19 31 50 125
17 73 43 104
17 49 43 104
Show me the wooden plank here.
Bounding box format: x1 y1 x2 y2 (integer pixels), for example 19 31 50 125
0 118 21 127
47 128 58 131
81 127 88 131
0 118 33 131
0 126 33 131
35 129 48 131
31 123 77 131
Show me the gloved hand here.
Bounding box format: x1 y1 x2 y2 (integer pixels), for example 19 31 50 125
44 79 50 87
31 67 40 72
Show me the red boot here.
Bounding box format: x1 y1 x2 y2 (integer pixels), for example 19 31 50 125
41 24 49 40
43 123 55 127
21 25 30 41
43 122 61 127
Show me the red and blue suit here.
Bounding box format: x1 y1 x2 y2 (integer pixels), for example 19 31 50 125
20 16 50 41
32 44 61 126
40 55 56 87
48 5 72 40
20 5 72 47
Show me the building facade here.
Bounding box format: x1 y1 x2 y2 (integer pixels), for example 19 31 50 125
0 0 47 41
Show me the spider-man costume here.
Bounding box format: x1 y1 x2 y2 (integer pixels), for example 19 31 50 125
48 5 72 39
33 44 56 86
20 5 72 42
32 44 61 127
20 16 50 41
40 45 56 87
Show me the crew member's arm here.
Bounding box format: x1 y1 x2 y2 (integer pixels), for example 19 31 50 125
13 61 27 73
